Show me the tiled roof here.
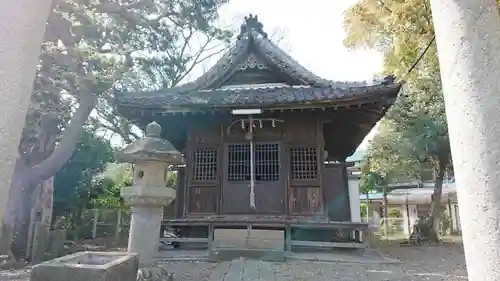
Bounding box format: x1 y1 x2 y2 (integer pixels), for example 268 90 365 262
118 83 400 108
116 15 402 109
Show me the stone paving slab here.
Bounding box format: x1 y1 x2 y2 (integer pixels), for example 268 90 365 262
286 250 401 264
207 258 468 281
208 259 276 281
156 248 397 264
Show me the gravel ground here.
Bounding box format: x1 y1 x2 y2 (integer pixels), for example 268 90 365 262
273 244 467 281
0 243 467 281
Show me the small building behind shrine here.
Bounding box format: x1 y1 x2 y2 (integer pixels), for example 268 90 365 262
115 15 402 247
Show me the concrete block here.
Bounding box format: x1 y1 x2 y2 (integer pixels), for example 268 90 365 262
48 230 66 258
30 251 139 281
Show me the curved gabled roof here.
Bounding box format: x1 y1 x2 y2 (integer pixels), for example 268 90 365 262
116 14 401 109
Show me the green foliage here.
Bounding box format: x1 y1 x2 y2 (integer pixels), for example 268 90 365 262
11 0 232 254
53 129 114 217
24 0 233 174
166 171 178 189
360 203 369 218
90 163 133 209
440 210 451 234
359 171 384 194
388 208 402 218
88 164 177 209
344 0 452 182
87 0 234 142
343 0 437 79
344 0 455 236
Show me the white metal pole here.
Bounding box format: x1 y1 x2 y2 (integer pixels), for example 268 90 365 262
249 115 256 210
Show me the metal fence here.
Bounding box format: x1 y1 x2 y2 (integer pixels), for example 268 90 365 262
52 208 131 240
88 208 131 239
363 217 408 240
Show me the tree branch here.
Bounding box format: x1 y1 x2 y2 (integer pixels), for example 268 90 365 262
378 0 392 13
174 39 227 84
29 94 98 184
422 1 434 28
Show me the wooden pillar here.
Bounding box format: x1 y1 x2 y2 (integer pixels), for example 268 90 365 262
175 167 186 218
285 225 292 252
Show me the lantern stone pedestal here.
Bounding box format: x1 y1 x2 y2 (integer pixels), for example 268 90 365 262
122 186 175 262
117 122 182 263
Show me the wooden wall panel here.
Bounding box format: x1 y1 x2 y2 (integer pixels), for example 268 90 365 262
187 187 218 214
283 115 318 144
323 165 351 221
289 187 323 215
187 122 222 145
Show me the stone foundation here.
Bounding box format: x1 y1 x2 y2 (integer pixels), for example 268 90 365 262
209 229 285 262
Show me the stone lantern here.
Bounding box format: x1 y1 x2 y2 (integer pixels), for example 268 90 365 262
116 121 182 262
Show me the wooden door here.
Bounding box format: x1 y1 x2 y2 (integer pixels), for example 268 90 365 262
222 142 284 214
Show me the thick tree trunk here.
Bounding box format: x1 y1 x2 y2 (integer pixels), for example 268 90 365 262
4 95 96 260
0 0 54 255
30 95 98 184
8 165 38 260
1 161 33 258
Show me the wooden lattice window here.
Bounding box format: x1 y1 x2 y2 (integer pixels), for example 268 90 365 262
192 148 217 181
227 144 250 182
227 143 280 182
255 143 280 181
290 147 318 180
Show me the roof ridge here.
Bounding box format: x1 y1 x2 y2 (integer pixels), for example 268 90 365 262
237 14 268 40
116 16 400 98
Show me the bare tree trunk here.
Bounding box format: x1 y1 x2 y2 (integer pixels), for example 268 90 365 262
365 192 370 222
382 185 389 238
429 160 447 239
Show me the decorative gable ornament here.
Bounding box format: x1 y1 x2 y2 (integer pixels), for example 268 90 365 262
237 53 268 71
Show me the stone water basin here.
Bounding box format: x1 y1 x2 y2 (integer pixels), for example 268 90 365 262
30 251 139 281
